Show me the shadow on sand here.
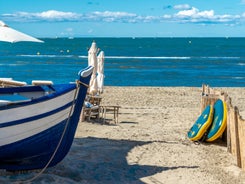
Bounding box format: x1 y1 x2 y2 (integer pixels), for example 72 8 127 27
0 137 198 183
59 137 198 183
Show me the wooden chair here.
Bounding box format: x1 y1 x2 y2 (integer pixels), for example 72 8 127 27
81 95 102 122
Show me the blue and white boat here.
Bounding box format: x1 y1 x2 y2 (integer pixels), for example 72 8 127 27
0 66 93 171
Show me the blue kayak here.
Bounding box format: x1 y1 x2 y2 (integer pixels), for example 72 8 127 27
188 105 214 141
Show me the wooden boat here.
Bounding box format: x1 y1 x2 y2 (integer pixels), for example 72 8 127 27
0 66 93 171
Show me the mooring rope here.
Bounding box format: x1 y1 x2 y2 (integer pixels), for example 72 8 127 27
76 80 89 88
13 81 83 184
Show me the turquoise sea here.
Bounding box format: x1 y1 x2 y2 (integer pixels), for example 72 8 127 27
0 37 244 87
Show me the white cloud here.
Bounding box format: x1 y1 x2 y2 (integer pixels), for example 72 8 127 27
175 7 214 18
92 11 136 18
37 10 78 20
89 11 137 23
1 10 80 22
176 7 199 17
1 7 244 26
172 7 242 25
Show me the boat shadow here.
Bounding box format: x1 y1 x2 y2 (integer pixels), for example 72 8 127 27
0 137 198 183
55 137 198 183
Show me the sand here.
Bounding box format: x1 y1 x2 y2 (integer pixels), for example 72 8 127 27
1 86 245 184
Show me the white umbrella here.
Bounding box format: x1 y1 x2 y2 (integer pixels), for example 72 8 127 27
97 51 105 94
0 21 43 43
88 41 99 95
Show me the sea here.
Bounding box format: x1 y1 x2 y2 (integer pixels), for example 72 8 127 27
0 37 244 87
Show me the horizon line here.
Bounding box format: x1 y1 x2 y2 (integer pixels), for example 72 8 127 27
37 36 244 39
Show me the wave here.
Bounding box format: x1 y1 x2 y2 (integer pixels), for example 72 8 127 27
0 63 25 66
19 54 74 58
108 56 191 59
81 56 241 60
200 56 240 60
237 63 245 66
232 76 245 80
79 56 191 59
17 55 242 61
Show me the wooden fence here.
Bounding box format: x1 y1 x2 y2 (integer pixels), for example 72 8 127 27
201 84 245 171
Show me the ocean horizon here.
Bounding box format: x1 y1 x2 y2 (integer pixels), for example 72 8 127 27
0 37 244 87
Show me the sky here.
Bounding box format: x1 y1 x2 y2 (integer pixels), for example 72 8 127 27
1 0 245 38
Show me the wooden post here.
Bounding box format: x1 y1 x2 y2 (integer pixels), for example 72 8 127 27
199 84 245 170
200 95 218 113
226 97 232 148
226 105 241 168
237 110 245 170
226 101 232 153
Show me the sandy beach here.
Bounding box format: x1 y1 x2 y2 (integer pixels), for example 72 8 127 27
1 86 245 184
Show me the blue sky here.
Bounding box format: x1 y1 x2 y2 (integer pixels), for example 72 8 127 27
1 0 245 38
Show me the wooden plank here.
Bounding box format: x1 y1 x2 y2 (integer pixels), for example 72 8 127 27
0 79 27 87
226 97 232 150
237 110 245 170
200 84 245 170
234 107 242 168
226 105 233 153
200 95 218 113
32 80 53 86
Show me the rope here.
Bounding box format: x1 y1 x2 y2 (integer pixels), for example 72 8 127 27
76 80 89 88
14 83 81 184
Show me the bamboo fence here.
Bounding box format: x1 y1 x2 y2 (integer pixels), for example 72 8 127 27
200 84 245 171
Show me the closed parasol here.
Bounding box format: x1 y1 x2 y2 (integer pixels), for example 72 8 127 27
97 51 105 94
88 41 99 95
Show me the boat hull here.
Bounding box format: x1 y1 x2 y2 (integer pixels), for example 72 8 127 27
0 66 93 171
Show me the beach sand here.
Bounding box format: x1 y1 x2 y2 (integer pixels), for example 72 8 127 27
1 87 245 183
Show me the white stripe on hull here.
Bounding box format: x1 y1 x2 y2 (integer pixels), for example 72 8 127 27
0 105 74 146
0 88 78 146
0 89 76 123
